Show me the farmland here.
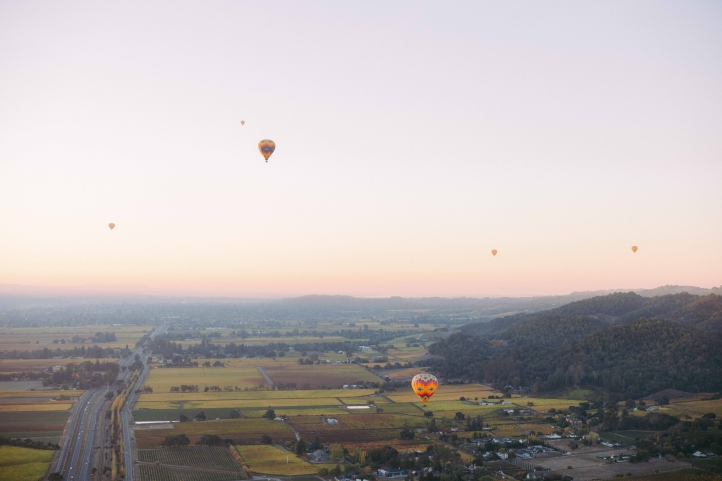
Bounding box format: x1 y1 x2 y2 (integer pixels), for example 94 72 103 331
262 363 381 389
138 446 241 472
0 324 152 354
134 418 297 448
236 445 335 475
0 410 70 441
137 464 246 481
0 445 54 481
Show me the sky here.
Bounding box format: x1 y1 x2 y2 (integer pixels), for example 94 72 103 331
1 1 721 298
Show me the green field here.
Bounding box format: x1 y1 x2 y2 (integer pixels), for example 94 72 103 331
236 445 334 475
0 445 54 481
599 431 636 444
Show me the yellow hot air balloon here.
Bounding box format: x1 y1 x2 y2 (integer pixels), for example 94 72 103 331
411 373 438 405
491 249 497 257
258 139 275 162
240 120 245 126
108 223 115 230
631 246 638 253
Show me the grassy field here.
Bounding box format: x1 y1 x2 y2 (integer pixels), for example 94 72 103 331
0 359 112 373
599 431 637 444
385 384 495 403
0 401 72 412
236 445 335 475
0 445 54 481
0 389 83 399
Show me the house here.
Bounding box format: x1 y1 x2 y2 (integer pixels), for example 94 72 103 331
378 469 408 478
497 452 508 459
545 433 561 439
693 451 707 458
326 418 339 424
493 437 513 444
309 449 329 462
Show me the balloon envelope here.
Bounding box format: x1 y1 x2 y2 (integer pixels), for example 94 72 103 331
631 246 638 253
240 120 245 126
411 373 438 405
491 249 497 256
108 223 115 230
258 139 275 162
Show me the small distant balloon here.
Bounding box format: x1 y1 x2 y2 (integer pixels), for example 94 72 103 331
108 223 115 231
258 139 276 162
631 246 638 253
240 120 245 126
491 249 497 257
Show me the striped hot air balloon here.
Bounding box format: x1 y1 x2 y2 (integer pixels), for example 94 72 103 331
258 139 276 162
411 373 438 405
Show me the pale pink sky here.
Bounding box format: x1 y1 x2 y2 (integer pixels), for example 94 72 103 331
1 1 721 297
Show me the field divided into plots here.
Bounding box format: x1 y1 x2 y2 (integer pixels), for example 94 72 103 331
134 418 297 448
0 325 152 353
138 447 240 472
0 410 70 442
137 464 246 481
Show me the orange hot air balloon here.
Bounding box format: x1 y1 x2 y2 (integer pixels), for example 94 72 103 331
491 249 497 256
631 246 638 253
258 139 275 162
240 120 245 126
411 373 438 405
108 223 115 230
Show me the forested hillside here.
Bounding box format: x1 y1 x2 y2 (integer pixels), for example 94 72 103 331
429 291 722 398
427 319 722 398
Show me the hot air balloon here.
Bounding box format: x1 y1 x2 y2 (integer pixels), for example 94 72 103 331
411 373 438 405
258 139 275 162
108 223 115 230
631 246 638 253
491 249 497 257
240 120 245 126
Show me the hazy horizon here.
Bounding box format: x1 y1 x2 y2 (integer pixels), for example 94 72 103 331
2 1 721 297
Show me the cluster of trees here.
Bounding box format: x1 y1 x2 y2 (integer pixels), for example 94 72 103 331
1 345 118 359
91 332 118 342
39 360 120 389
162 434 190 447
633 414 721 458
169 384 199 393
0 436 59 450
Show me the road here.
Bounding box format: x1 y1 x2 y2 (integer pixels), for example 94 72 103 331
54 323 168 481
257 366 277 390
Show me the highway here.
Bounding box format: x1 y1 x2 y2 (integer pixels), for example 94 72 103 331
54 323 168 481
